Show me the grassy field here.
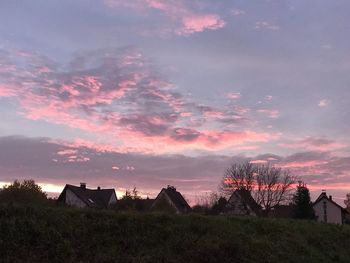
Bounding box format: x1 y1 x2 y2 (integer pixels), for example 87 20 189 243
1 204 350 263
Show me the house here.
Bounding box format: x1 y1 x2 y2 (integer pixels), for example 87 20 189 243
224 189 262 216
151 185 191 214
57 183 117 208
312 191 346 224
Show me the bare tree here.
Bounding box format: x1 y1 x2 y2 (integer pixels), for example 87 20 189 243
194 191 220 208
220 162 296 215
220 162 255 196
255 164 296 215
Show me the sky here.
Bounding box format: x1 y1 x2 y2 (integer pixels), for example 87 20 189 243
0 0 350 204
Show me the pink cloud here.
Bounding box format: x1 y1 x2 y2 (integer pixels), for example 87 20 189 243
57 149 78 156
250 159 268 164
163 129 273 152
105 0 225 35
203 110 225 119
0 84 17 97
179 14 225 35
0 48 279 154
225 92 241 100
180 112 192 117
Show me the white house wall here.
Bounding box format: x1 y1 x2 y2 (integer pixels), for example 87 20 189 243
152 191 180 213
226 194 256 216
313 198 342 224
108 193 117 205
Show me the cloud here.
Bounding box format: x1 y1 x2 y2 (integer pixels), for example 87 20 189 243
1 136 350 203
279 137 346 152
0 47 271 153
255 21 280 31
225 92 241 100
230 9 245 16
265 95 273 101
318 99 330 107
104 0 225 36
257 109 280 119
180 14 225 35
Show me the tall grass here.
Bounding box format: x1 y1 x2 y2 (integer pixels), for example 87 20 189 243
1 203 350 262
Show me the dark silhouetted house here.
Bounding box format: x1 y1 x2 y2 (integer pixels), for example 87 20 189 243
151 186 191 214
313 191 346 224
224 189 262 216
57 183 117 208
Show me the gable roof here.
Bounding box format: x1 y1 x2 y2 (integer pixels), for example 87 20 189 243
228 189 262 215
57 184 117 208
153 186 191 213
312 192 344 210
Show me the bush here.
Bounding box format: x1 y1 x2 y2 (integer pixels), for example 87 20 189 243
1 204 350 262
0 179 47 205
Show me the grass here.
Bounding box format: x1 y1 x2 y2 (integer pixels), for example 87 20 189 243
1 204 350 262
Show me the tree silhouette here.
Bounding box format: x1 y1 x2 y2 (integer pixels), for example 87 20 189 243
220 162 296 215
0 179 47 204
292 181 315 219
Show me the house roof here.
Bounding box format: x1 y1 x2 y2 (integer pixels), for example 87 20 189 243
228 189 262 215
155 186 191 213
312 192 344 211
57 184 117 208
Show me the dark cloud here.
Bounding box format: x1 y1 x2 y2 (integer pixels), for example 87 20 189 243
170 128 200 142
1 136 350 201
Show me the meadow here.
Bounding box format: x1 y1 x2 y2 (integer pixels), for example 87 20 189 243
1 204 350 263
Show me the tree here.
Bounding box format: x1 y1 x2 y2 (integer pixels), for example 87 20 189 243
211 197 228 215
292 181 315 219
192 192 221 215
0 179 47 204
344 193 350 210
220 162 296 215
255 164 296 215
121 186 140 200
117 186 144 211
220 162 255 196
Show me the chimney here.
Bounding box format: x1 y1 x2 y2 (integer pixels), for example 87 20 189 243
97 186 101 190
167 185 176 191
329 195 332 201
80 182 86 189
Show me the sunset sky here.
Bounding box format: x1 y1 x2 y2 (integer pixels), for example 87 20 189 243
1 0 350 204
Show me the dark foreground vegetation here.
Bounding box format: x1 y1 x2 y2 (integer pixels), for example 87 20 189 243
1 204 350 263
